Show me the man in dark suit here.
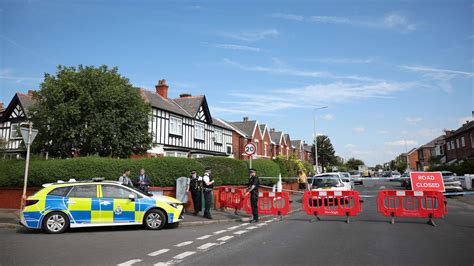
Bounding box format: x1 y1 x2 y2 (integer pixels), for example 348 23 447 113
135 168 152 193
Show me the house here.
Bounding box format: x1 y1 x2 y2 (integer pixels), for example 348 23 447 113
407 148 418 170
303 142 312 162
415 135 445 171
282 134 292 159
444 120 474 164
140 80 234 158
227 117 271 159
0 91 35 159
269 129 284 159
291 140 304 161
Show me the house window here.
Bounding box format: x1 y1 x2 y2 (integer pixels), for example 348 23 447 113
451 140 455 149
214 128 222 143
195 122 204 140
264 142 267 157
165 151 188 158
169 116 182 136
254 140 259 154
447 142 450 151
226 144 232 155
461 136 465 147
471 133 474 148
10 123 20 139
456 139 460 149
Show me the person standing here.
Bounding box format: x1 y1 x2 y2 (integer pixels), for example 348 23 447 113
118 169 133 187
202 168 214 219
298 170 308 191
186 169 202 216
135 168 151 193
245 168 260 223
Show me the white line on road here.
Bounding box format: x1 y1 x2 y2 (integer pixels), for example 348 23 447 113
154 262 170 266
196 235 212 240
175 241 193 247
213 230 227 235
227 225 240 230
256 223 267 227
148 249 170 257
197 242 218 250
217 235 234 241
240 223 250 227
117 259 142 266
247 226 258 230
361 195 376 198
173 251 196 260
234 230 248 235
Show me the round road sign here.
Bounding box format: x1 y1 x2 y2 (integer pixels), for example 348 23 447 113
244 143 256 156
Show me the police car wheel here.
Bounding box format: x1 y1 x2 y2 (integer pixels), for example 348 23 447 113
144 209 166 230
42 212 69 234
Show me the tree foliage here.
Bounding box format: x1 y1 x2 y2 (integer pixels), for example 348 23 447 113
311 135 337 171
30 65 152 158
345 157 365 170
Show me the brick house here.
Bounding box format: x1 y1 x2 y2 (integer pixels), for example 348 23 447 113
303 143 312 162
445 120 474 164
227 118 270 159
282 134 292 159
291 140 304 161
269 129 284 159
407 148 418 170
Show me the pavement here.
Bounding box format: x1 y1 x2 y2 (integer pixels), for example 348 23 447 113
0 182 473 266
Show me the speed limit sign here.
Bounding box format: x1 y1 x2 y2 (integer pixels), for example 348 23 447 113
244 143 256 156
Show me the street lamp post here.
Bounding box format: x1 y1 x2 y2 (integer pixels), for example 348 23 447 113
313 106 328 174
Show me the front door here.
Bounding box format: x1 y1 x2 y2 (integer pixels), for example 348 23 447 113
100 185 137 224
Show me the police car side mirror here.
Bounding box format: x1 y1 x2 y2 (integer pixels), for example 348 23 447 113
128 194 136 202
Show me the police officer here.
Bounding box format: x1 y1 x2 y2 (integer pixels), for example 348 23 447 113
186 170 202 216
202 168 214 219
245 168 260 223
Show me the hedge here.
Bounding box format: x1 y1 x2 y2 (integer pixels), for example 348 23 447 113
0 156 285 187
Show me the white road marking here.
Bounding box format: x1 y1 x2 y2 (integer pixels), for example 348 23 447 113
217 235 234 241
117 259 142 266
173 251 196 260
256 223 267 227
361 195 376 198
197 242 218 250
197 235 212 240
148 249 170 257
227 225 240 230
240 223 250 227
175 241 193 247
213 230 227 235
154 263 169 266
234 230 248 235
247 226 258 230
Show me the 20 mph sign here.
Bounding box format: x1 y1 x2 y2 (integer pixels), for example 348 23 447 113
410 172 445 192
244 143 256 156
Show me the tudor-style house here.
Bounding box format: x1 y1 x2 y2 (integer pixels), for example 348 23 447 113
0 91 34 159
140 80 234 158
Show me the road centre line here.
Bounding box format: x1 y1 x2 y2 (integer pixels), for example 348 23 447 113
148 249 170 257
234 230 248 235
117 259 142 266
197 243 218 250
175 241 193 247
173 251 196 260
196 235 212 240
213 230 227 235
217 235 234 241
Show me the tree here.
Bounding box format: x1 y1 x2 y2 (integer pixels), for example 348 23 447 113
31 65 152 158
345 157 365 170
311 135 337 172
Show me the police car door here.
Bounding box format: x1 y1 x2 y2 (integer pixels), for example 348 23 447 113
100 184 137 224
66 184 100 225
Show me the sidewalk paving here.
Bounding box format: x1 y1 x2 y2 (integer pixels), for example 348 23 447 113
0 194 303 229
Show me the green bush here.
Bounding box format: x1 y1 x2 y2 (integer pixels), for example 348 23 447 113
250 159 281 186
272 156 289 177
196 157 248 186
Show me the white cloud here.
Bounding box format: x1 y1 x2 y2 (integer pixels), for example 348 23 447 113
218 29 279 42
406 117 422 125
321 114 335 120
212 43 261 52
308 57 374 64
309 16 351 24
354 127 365 133
0 68 41 83
401 65 473 92
269 13 304 21
345 144 356 149
377 130 389 134
385 140 418 146
401 130 409 135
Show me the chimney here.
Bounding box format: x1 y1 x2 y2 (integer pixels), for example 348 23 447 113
155 79 168 98
270 128 275 133
28 90 34 96
243 117 248 121
179 93 192 98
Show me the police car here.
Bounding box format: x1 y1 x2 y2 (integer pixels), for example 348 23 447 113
20 178 184 234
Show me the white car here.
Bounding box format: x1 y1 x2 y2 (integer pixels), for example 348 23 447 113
310 173 352 191
340 172 355 190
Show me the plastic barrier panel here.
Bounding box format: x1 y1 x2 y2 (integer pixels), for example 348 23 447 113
377 190 448 226
243 191 291 217
218 186 246 211
302 190 362 223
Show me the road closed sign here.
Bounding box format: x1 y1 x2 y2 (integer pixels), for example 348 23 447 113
410 172 445 192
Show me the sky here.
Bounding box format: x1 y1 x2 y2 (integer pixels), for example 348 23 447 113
0 0 473 166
